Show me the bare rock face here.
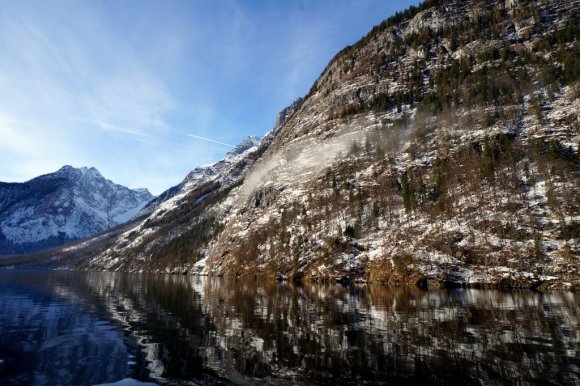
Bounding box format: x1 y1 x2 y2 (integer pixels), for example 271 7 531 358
274 98 304 129
57 0 578 289
0 166 152 254
404 8 454 37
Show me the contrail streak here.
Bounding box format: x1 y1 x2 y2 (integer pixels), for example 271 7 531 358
186 134 234 148
97 121 158 139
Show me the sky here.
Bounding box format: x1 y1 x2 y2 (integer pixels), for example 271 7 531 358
0 0 420 195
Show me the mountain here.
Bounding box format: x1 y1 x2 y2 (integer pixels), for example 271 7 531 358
198 0 577 289
80 127 289 271
14 0 579 289
137 135 261 218
5 116 293 270
133 100 306 221
0 166 152 254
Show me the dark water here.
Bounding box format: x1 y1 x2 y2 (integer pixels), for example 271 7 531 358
0 270 577 386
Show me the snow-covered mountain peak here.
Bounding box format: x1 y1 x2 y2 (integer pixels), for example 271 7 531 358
58 165 76 172
135 99 305 222
225 135 260 159
133 188 152 196
52 166 151 197
54 165 101 179
0 166 153 254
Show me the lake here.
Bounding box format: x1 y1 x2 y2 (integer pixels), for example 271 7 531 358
0 270 577 385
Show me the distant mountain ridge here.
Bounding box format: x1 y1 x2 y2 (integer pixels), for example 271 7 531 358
0 166 152 254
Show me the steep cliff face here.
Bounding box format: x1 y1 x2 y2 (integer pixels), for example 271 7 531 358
71 0 577 289
0 166 152 254
196 0 579 288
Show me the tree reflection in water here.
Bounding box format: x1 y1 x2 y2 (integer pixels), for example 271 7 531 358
85 273 579 385
0 270 578 385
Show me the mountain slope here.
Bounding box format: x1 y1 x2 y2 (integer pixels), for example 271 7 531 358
0 166 152 254
31 100 304 270
78 102 301 272
198 0 578 288
131 100 306 223
63 0 578 289
137 135 261 218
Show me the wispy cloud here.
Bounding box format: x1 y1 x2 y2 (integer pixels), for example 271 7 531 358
186 134 234 148
96 121 158 139
0 0 182 193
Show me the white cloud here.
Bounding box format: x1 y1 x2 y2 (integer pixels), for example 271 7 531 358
84 66 175 136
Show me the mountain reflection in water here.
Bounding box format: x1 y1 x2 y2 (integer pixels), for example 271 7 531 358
0 270 577 385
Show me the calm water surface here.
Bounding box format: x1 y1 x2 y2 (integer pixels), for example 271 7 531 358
0 270 577 385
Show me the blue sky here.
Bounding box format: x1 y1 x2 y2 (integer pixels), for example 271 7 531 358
0 0 420 195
